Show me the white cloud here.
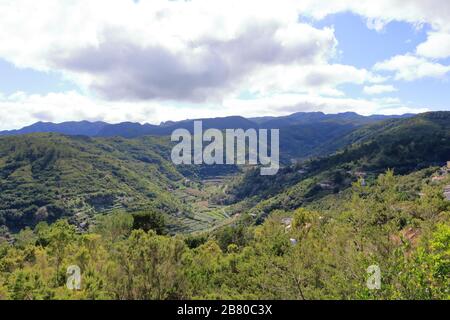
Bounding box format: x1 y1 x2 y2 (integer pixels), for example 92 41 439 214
0 0 344 102
416 31 450 59
298 0 450 29
374 54 450 81
247 64 385 97
363 85 397 95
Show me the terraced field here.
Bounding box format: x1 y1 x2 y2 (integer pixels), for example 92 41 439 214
166 176 235 234
62 174 237 235
63 180 234 235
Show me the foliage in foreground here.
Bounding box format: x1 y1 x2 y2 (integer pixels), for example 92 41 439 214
0 171 448 300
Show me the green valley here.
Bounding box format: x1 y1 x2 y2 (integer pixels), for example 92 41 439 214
0 112 449 300
0 134 233 234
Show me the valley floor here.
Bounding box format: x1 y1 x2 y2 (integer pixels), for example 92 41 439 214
167 176 234 234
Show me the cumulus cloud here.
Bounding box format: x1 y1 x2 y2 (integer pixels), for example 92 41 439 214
0 0 344 102
246 63 385 97
2 1 448 91
416 31 450 59
51 23 337 102
374 55 450 81
363 85 397 95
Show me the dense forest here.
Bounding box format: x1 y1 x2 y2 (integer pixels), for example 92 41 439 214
0 112 449 300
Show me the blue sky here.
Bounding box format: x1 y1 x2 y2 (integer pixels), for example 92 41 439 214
314 13 450 111
315 13 428 68
0 59 77 95
0 1 449 130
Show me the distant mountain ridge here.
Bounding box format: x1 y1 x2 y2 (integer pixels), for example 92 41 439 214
0 112 418 164
0 120 109 137
95 116 257 138
0 112 414 138
256 111 414 128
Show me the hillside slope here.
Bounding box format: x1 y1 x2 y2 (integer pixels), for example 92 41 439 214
227 112 450 220
0 134 188 231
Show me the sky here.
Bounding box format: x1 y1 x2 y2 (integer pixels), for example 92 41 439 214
0 0 450 130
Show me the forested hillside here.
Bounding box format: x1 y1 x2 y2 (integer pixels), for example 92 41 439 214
0 169 448 299
0 134 190 232
226 112 450 221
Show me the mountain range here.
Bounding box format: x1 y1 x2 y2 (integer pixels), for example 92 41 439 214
0 112 414 163
0 111 413 138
